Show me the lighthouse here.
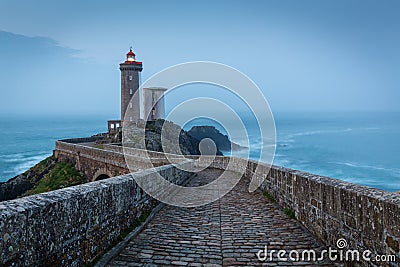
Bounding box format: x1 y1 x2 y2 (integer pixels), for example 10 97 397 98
119 48 143 123
107 48 167 135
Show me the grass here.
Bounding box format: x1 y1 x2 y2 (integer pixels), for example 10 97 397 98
121 211 150 238
262 191 296 219
284 207 296 219
26 162 87 195
93 144 104 149
262 191 276 203
24 156 53 176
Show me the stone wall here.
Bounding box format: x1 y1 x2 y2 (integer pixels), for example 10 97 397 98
54 141 176 181
193 156 400 266
39 140 400 265
59 136 105 144
55 141 130 181
262 165 400 266
0 161 193 266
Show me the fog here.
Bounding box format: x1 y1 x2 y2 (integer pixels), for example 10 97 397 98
0 0 399 117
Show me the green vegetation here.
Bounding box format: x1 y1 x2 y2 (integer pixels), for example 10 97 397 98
263 191 276 203
93 144 104 149
262 191 295 219
284 207 296 219
121 211 150 238
24 156 53 176
26 162 87 195
87 211 151 267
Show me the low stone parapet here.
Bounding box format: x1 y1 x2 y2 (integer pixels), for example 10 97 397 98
195 156 400 266
0 161 193 266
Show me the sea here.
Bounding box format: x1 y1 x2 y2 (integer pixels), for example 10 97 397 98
1 112 399 192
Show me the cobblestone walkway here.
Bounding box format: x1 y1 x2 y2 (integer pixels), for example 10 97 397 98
107 169 335 266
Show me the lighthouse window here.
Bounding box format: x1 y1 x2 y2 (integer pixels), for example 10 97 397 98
130 89 133 95
129 76 133 81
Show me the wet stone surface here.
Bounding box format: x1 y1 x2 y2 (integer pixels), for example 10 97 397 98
108 168 336 266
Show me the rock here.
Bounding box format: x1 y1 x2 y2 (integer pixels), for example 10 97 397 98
123 119 224 156
187 126 246 152
0 156 56 202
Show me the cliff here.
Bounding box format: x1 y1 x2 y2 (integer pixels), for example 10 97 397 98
0 157 55 201
24 161 87 195
0 156 87 202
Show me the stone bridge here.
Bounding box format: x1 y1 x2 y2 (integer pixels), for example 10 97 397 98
0 138 399 266
54 137 175 181
106 168 334 266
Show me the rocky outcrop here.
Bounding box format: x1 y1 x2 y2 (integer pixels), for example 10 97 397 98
124 120 224 156
105 120 241 155
0 156 56 201
188 126 246 151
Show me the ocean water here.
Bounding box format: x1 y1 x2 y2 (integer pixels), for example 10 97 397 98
0 115 108 183
1 112 399 192
273 112 400 192
184 112 400 192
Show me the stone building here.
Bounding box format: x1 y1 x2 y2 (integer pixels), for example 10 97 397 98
142 87 167 121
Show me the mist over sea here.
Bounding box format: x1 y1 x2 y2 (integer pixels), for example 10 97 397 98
1 112 399 192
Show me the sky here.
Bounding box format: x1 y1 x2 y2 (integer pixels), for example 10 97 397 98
0 0 399 117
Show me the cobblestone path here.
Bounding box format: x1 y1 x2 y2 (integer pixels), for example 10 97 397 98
108 168 335 266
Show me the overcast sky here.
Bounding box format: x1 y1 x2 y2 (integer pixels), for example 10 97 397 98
0 0 399 117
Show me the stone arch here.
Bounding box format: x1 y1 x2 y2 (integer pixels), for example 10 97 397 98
93 169 112 181
95 174 110 181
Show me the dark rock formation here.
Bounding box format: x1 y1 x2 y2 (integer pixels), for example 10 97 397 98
188 125 245 152
105 120 240 156
145 120 225 155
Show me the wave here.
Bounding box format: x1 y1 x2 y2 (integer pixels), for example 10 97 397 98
272 159 290 165
249 141 263 150
0 153 51 181
290 128 353 137
277 142 292 148
13 154 51 174
1 151 49 160
0 153 27 159
285 126 382 139
330 161 400 176
278 138 295 143
1 170 17 174
3 153 49 163
361 127 380 131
